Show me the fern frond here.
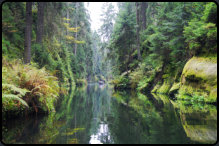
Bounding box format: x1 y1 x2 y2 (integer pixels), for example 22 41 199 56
2 83 30 96
32 91 43 97
3 94 29 108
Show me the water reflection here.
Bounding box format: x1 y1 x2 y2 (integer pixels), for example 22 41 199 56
111 92 188 144
87 84 113 144
111 91 217 144
2 84 217 144
171 100 217 144
89 123 112 144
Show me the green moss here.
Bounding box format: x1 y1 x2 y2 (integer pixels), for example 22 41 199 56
178 84 217 103
179 56 217 103
151 82 161 93
169 82 180 95
178 84 212 102
208 87 217 103
156 80 172 94
162 74 169 79
181 57 217 85
152 93 170 105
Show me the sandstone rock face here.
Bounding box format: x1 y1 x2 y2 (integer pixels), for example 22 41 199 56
179 57 217 102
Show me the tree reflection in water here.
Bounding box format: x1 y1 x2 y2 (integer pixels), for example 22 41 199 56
2 84 217 144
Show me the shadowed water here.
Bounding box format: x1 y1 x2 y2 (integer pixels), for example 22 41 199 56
2 83 217 144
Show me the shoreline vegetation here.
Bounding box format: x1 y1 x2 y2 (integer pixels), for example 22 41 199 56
2 57 62 117
2 2 217 122
111 55 217 103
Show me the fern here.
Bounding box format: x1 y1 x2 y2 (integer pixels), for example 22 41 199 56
2 57 61 113
2 94 29 108
2 83 29 96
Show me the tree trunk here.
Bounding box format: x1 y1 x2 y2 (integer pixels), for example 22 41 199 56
135 2 141 60
74 2 78 56
36 2 44 44
24 2 32 64
66 2 69 36
140 2 148 30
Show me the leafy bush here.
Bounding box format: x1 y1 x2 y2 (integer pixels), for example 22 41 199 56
32 44 58 71
111 74 130 89
2 57 60 114
2 84 29 112
183 2 217 55
202 2 217 24
129 66 144 89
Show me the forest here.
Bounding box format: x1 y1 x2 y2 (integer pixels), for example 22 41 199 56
2 2 217 144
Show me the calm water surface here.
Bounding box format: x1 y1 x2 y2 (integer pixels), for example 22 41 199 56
2 83 217 144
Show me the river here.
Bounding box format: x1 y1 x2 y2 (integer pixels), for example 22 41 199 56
2 83 217 144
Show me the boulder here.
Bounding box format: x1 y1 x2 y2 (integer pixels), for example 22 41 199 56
179 56 217 102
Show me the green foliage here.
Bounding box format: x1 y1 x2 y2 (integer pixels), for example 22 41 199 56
2 58 60 114
190 95 205 103
184 20 209 54
32 43 57 71
2 2 217 120
137 78 149 92
111 74 130 89
151 82 161 93
183 2 217 55
2 83 30 111
129 65 144 89
156 81 172 94
2 84 28 96
2 36 10 55
169 82 180 95
176 93 205 105
109 2 217 99
108 2 137 73
99 2 116 41
2 2 25 59
2 2 94 92
202 2 217 23
178 83 216 103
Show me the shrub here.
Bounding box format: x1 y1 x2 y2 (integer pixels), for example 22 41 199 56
111 74 130 89
129 67 144 89
2 57 60 114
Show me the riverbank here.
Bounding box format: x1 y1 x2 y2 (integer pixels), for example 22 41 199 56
2 57 68 117
111 55 217 104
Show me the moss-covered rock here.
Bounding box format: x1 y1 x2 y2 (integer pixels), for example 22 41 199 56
151 83 161 93
156 80 172 94
137 73 156 92
179 56 217 103
169 82 180 95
